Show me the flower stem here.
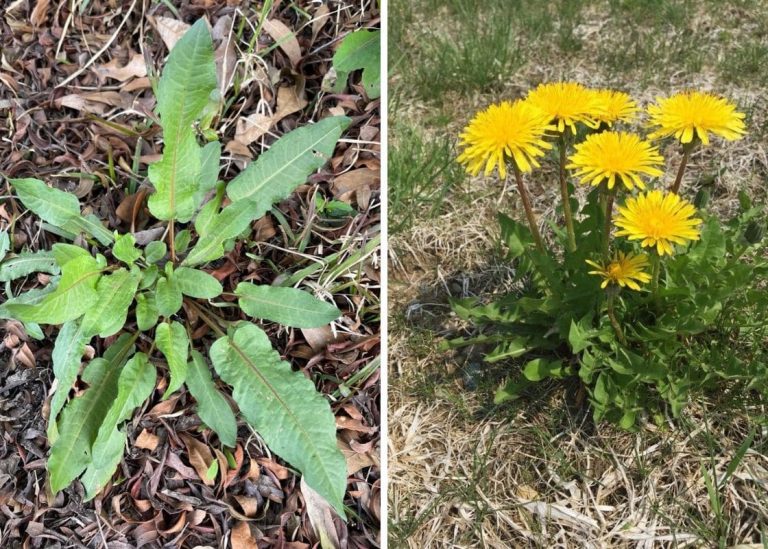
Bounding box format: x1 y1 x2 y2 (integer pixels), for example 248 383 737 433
670 145 692 195
559 133 577 252
512 162 546 253
607 291 627 346
650 253 661 310
603 186 617 259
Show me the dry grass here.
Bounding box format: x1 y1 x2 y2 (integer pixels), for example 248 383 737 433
388 0 768 546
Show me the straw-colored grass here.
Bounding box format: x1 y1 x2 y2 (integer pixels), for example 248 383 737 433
389 0 768 546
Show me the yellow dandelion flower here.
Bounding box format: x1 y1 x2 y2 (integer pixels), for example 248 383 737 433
526 81 600 134
456 100 555 178
614 190 703 256
586 252 651 290
591 89 638 126
567 131 664 191
647 91 747 145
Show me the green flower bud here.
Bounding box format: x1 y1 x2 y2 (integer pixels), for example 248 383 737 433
693 189 710 209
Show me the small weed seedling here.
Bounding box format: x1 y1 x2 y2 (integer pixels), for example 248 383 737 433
0 20 351 516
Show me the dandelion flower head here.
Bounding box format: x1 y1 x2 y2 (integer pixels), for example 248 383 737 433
526 81 600 134
591 89 638 126
614 190 703 256
567 131 664 191
457 99 555 178
647 91 746 145
586 252 651 290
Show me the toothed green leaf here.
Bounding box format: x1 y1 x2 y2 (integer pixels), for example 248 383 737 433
332 29 381 98
81 352 156 500
183 117 349 267
144 241 167 264
147 19 217 222
0 251 59 282
0 285 57 319
6 255 102 324
235 283 341 328
48 334 136 493
52 243 90 267
186 350 237 447
112 233 142 265
183 200 252 266
209 323 346 518
135 292 159 331
47 321 90 442
81 267 141 338
197 140 222 197
226 116 351 206
193 183 224 239
156 273 183 317
155 321 188 398
11 178 81 227
63 214 114 246
174 267 222 299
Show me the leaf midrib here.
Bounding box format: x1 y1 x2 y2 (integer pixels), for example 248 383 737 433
225 334 336 493
157 26 211 220
86 270 139 334
229 122 343 203
17 181 80 222
51 341 133 490
238 291 334 315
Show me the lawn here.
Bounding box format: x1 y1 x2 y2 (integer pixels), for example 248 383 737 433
388 0 768 547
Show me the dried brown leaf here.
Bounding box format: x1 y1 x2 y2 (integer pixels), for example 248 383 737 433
338 438 376 476
262 19 302 67
30 0 49 27
336 416 376 434
311 5 331 43
154 16 191 51
232 86 308 147
135 429 160 451
300 326 335 351
212 15 237 94
233 495 259 518
95 53 147 82
230 521 257 549
301 477 341 548
181 434 216 486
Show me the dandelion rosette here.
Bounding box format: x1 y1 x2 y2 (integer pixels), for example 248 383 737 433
456 100 555 178
586 252 651 290
590 89 638 126
614 190 703 255
647 91 746 145
526 81 600 134
567 131 664 191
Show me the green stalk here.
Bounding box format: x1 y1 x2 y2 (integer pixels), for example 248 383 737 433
512 162 545 253
650 252 661 309
559 133 577 252
607 290 627 345
671 142 695 195
603 186 617 259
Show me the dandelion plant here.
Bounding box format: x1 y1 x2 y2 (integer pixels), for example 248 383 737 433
448 83 767 429
0 19 352 516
